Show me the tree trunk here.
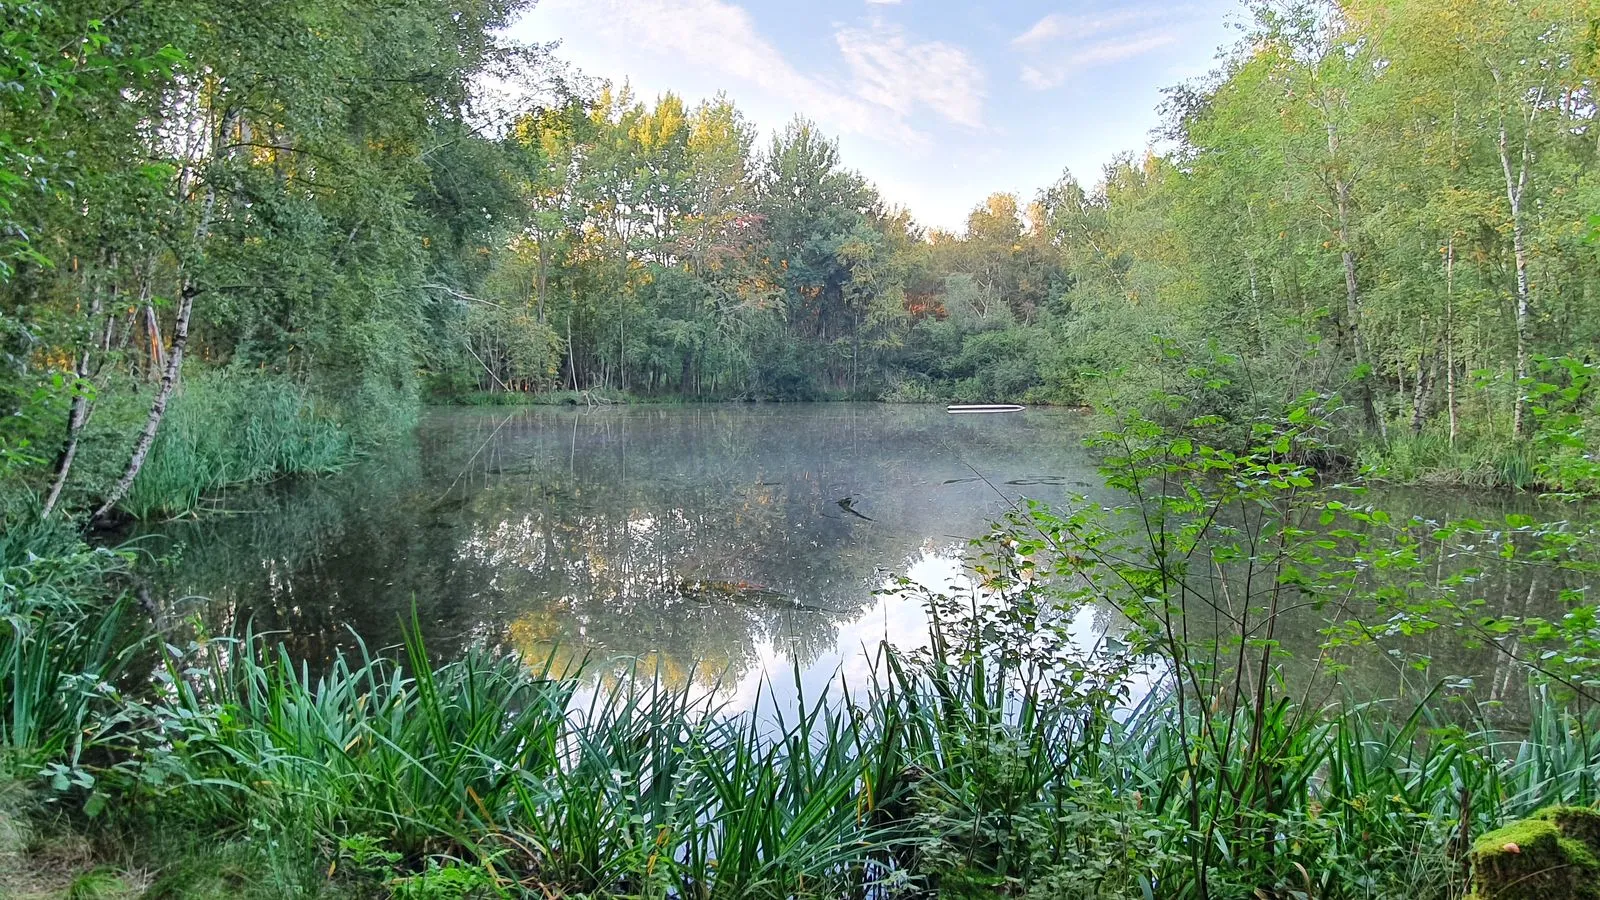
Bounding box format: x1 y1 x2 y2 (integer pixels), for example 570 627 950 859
1248 260 1264 345
852 311 860 397
1497 101 1537 440
1409 312 1431 434
1336 177 1380 435
143 295 165 377
1411 356 1432 434
41 294 104 519
535 239 549 324
92 106 229 522
1507 202 1532 440
567 312 578 391
1445 239 1458 447
92 288 194 521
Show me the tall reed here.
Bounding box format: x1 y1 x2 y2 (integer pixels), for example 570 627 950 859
122 372 351 519
82 604 1596 900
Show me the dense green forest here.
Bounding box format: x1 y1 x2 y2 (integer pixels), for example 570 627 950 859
0 0 555 520
5 0 1600 522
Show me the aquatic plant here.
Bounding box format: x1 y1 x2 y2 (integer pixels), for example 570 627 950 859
120 373 353 520
0 523 134 772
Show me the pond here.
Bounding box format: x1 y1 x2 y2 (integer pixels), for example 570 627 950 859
132 404 1558 717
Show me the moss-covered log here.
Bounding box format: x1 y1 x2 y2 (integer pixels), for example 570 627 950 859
1470 806 1600 900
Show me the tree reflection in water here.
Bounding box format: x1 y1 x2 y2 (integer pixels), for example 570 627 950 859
131 404 1576 720
134 405 1102 689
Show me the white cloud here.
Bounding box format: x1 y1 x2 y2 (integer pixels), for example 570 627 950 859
1070 32 1180 67
1020 65 1058 91
525 0 983 144
835 21 986 129
1018 31 1180 89
531 0 900 140
1010 6 1188 91
1012 9 1162 48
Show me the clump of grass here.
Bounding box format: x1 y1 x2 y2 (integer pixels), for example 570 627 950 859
123 372 353 519
65 867 140 900
132 622 893 898
136 841 308 900
144 622 572 865
1360 428 1584 494
0 521 133 771
0 524 145 897
0 775 153 900
1358 430 1530 488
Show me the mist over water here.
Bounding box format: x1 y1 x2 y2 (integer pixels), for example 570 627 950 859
136 404 1560 717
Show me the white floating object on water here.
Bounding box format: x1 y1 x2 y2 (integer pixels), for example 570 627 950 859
946 404 1026 414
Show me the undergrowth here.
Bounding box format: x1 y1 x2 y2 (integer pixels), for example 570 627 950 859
121 374 354 519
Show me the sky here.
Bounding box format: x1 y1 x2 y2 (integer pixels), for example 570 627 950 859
508 0 1241 233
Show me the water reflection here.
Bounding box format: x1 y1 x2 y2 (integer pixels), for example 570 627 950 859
131 404 1578 719
136 405 1110 700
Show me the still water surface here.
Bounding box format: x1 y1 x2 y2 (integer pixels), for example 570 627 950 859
136 404 1551 715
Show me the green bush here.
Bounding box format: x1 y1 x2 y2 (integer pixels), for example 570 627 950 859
881 376 942 403
338 372 420 444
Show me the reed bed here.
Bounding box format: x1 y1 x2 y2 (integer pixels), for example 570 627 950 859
122 374 352 520
0 600 1572 900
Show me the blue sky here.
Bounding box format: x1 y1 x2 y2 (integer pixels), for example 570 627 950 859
509 0 1240 232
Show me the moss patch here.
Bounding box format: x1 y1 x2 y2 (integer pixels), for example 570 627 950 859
1470 806 1600 900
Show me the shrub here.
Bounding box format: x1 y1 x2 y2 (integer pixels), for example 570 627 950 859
881 377 942 404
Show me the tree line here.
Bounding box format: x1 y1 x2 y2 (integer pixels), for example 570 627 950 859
454 0 1600 463
3 0 1598 522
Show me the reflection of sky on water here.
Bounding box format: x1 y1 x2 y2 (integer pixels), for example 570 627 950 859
719 547 959 718
132 404 1570 722
138 405 1114 688
564 544 1163 725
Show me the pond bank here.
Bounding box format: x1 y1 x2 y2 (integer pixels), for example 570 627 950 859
3 582 1596 900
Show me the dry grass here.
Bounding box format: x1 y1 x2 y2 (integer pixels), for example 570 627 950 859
0 783 147 900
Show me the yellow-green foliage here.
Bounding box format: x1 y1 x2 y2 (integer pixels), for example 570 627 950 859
1470 806 1600 900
